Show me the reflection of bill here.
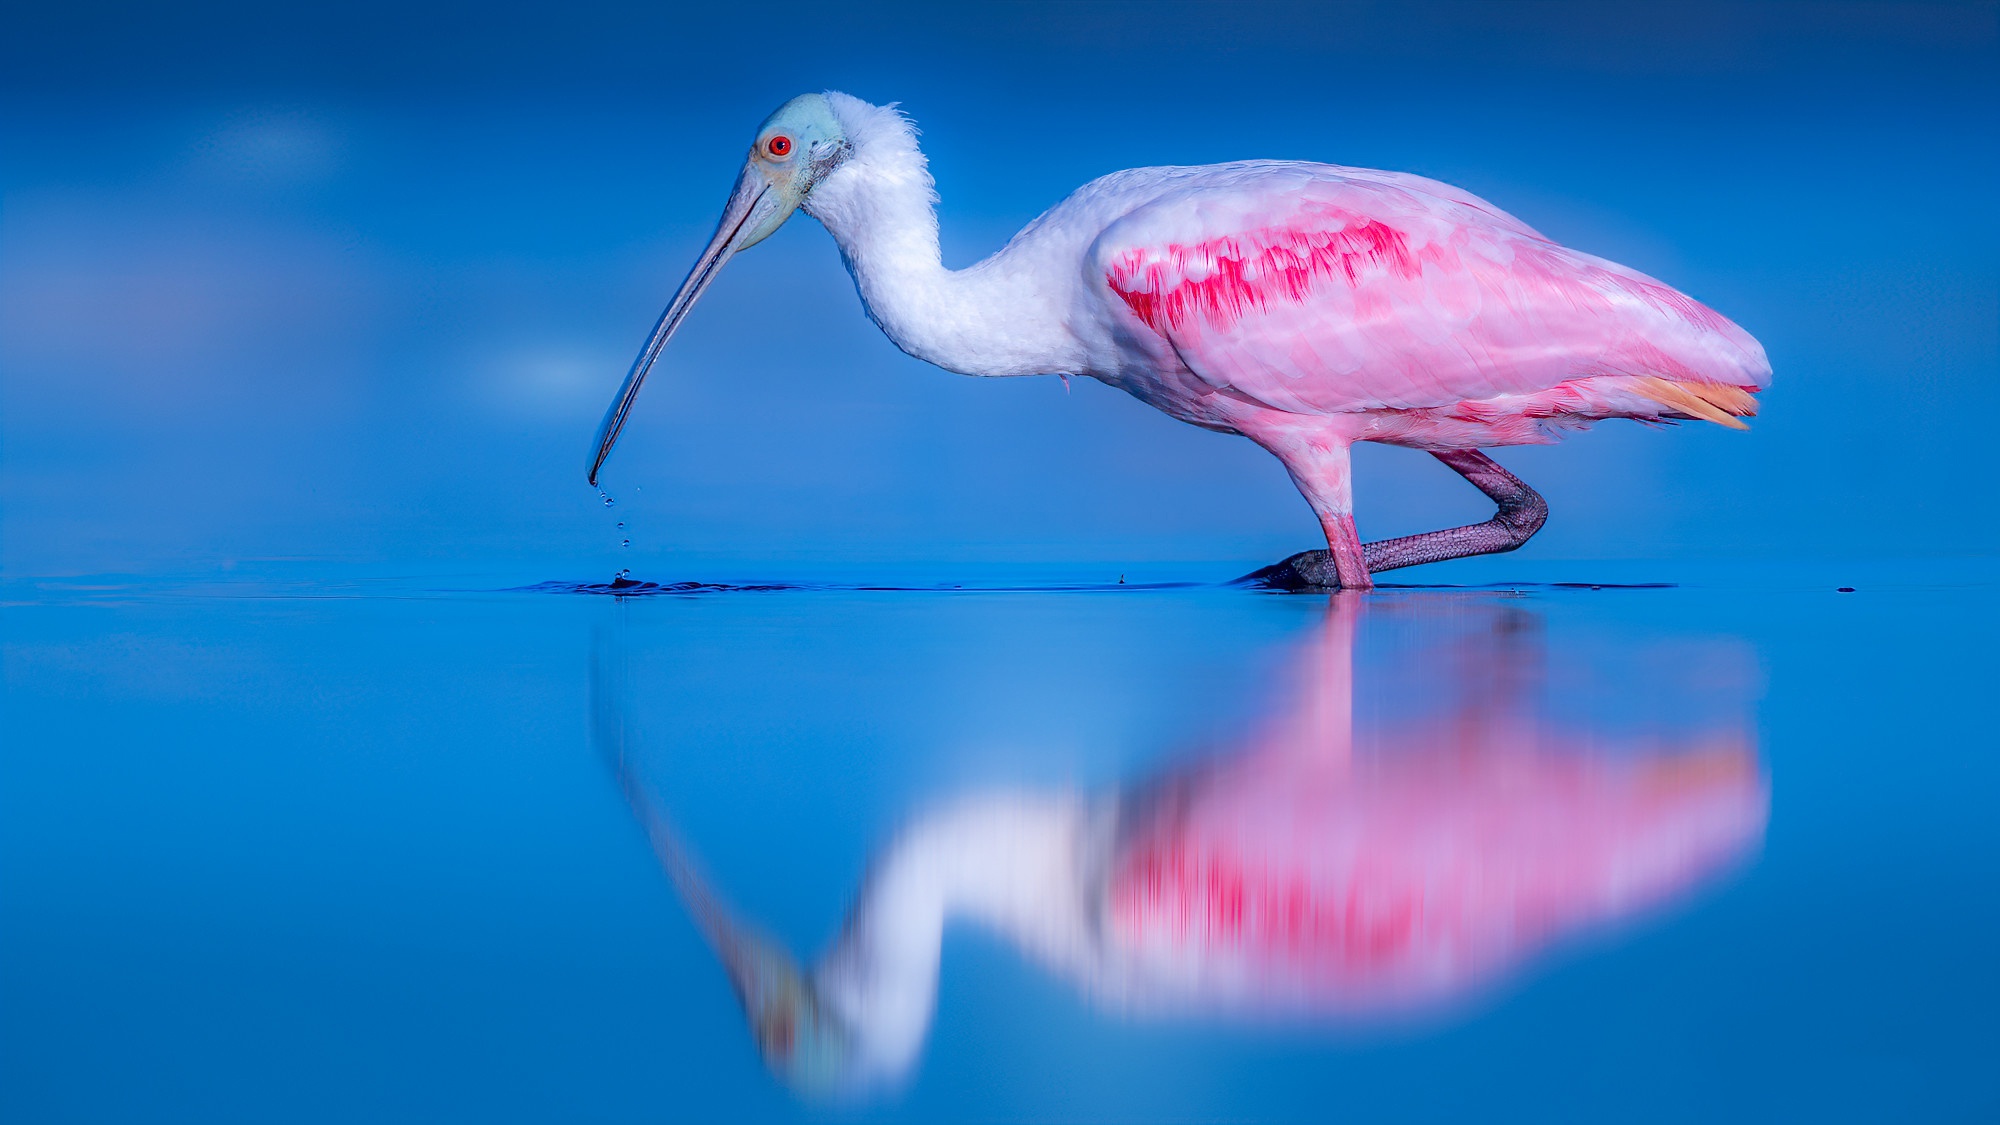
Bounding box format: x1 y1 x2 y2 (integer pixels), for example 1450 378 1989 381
596 595 1767 1099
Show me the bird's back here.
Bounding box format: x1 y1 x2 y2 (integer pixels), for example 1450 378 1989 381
1045 161 1769 427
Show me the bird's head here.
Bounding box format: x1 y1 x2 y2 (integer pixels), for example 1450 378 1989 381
586 92 853 485
732 93 854 249
720 926 859 1099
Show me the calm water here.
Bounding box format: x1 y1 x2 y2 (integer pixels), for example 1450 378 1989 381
4 566 1996 1122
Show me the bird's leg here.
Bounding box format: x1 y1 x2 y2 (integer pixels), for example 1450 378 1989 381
1323 511 1371 588
1241 449 1545 589
1244 436 1373 591
1361 450 1547 573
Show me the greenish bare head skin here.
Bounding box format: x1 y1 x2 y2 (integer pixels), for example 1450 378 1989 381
736 93 851 248
724 933 859 1098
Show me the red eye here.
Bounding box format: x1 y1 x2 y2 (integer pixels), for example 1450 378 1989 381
766 135 792 157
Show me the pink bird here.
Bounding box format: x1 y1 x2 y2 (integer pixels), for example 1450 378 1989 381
589 93 1771 587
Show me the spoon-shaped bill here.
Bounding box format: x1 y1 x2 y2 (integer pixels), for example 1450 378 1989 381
587 169 779 486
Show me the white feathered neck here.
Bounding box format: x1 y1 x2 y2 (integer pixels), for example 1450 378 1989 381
802 92 1085 379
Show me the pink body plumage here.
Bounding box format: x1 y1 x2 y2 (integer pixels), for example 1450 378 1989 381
1090 166 1769 450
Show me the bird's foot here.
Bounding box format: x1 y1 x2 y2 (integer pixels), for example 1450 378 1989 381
1235 550 1343 591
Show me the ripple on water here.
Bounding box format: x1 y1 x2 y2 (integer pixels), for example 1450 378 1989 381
514 577 806 597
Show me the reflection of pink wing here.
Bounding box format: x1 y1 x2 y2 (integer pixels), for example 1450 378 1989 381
1108 734 1766 1014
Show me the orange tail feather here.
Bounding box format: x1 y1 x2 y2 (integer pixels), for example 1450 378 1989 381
1630 376 1757 430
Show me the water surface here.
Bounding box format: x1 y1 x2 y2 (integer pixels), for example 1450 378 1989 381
3 568 1994 1121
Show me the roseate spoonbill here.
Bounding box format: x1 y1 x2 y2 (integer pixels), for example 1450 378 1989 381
588 92 1770 588
594 600 1766 1095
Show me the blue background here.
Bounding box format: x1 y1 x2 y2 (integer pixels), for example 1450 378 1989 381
5 7 1999 1122
3 1 1995 581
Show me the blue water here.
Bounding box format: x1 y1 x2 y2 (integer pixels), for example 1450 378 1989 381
4 566 1995 1122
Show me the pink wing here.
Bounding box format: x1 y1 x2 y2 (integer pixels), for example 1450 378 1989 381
1090 164 1771 416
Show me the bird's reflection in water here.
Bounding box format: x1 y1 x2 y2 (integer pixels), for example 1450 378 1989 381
595 595 1766 1099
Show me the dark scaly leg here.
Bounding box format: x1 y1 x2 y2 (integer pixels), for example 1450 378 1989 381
1241 450 1547 589
1362 450 1548 573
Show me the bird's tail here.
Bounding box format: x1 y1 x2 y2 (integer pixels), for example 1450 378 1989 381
1627 377 1759 431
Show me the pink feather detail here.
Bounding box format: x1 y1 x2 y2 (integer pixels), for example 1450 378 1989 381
1094 173 1770 423
1107 211 1736 345
1106 209 1427 334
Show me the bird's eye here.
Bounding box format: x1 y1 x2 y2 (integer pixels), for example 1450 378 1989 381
766 135 792 157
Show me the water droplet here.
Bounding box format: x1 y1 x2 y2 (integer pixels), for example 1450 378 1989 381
616 568 630 580
620 539 630 548
616 521 625 530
